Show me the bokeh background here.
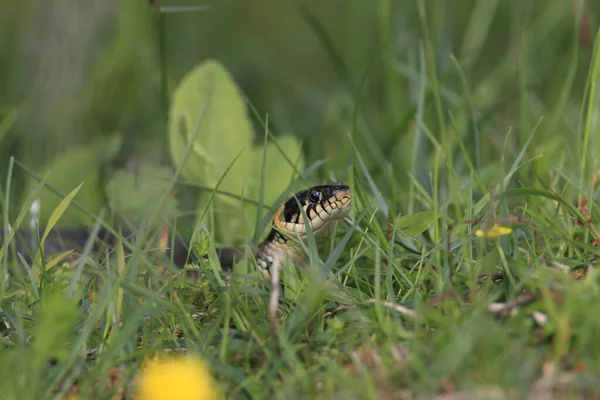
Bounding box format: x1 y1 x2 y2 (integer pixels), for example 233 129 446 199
0 0 597 242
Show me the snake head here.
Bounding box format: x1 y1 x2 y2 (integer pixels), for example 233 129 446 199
256 183 351 276
273 182 351 238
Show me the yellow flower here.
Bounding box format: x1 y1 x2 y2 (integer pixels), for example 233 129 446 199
136 354 222 400
475 224 512 239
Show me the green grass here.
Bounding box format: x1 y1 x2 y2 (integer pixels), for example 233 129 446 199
2 1 600 399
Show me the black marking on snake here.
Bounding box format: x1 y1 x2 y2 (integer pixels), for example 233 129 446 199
306 203 315 220
265 226 280 243
282 196 304 223
281 183 349 223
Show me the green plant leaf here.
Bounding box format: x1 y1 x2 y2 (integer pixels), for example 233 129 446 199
253 135 305 207
105 164 179 228
394 210 439 237
25 136 121 227
240 135 306 240
41 183 83 244
168 59 254 195
32 183 83 270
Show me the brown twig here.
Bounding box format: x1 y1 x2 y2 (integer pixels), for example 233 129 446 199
426 289 459 307
268 258 282 330
487 291 537 318
324 304 356 318
365 299 421 319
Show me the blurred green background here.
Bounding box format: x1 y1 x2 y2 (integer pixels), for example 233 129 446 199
0 0 596 242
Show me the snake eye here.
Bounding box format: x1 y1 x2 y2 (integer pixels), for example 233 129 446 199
309 190 321 203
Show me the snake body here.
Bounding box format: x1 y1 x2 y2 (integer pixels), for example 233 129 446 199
0 183 352 275
255 183 351 276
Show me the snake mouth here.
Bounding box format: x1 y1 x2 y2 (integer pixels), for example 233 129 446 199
273 183 351 238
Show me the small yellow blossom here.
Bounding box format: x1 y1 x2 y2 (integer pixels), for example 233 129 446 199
136 354 222 400
475 224 512 239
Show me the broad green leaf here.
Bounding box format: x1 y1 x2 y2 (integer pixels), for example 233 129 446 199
26 136 121 227
168 61 307 244
394 210 439 237
105 165 179 228
195 150 249 245
253 135 305 207
217 135 306 243
241 135 306 240
168 59 254 195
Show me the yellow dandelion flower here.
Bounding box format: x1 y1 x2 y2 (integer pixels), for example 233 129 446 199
136 355 222 400
475 224 512 239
